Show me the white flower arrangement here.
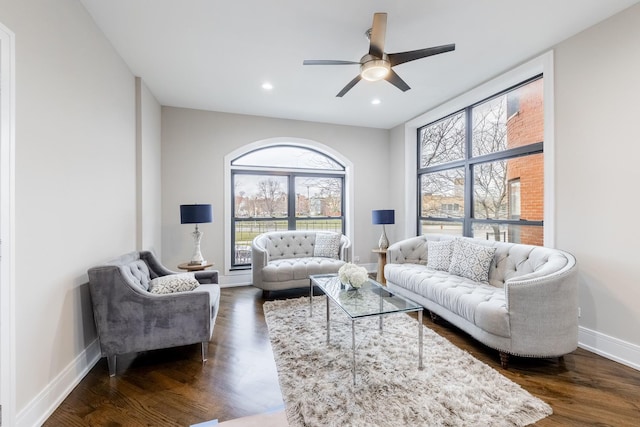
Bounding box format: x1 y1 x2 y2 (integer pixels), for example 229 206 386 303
338 262 369 289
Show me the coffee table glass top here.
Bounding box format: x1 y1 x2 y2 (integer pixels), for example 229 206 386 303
309 274 422 318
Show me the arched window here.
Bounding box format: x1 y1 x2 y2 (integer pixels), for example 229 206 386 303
230 144 346 270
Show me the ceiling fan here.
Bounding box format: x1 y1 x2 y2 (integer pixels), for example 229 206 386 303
303 12 455 97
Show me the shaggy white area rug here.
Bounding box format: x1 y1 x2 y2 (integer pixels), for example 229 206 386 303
264 296 552 427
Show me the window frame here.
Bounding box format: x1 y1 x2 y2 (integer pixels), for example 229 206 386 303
229 144 346 270
416 75 544 240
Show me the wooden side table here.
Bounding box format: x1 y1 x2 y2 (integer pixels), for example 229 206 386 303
372 248 387 285
177 262 213 272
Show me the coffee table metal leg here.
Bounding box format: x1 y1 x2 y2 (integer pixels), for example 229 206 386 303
418 309 423 370
309 279 313 317
352 319 356 385
379 296 383 332
326 296 330 344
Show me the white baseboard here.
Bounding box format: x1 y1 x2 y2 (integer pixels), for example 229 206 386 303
578 326 640 371
16 338 101 427
219 272 251 287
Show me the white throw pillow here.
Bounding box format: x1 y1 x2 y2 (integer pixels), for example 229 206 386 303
313 233 341 259
448 238 496 283
427 240 454 271
149 273 200 294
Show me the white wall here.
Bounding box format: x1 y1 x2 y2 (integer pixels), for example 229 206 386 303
554 4 640 360
0 0 140 424
389 124 408 240
161 108 390 281
136 77 163 256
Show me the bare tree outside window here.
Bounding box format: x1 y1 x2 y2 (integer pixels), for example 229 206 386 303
421 169 464 218
231 145 345 268
419 112 465 168
418 76 544 244
258 177 286 216
296 177 342 217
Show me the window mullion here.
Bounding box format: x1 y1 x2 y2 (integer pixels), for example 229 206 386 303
463 106 473 237
288 174 296 229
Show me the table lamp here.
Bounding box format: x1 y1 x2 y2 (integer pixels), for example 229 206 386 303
180 204 213 265
372 209 395 250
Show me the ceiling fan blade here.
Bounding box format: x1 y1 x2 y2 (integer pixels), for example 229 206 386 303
387 44 455 67
368 12 387 58
385 69 410 92
303 59 361 65
336 75 362 97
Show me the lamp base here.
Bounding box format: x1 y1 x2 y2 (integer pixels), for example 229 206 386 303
378 225 389 250
189 225 206 266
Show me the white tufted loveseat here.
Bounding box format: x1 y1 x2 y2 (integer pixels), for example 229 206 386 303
251 230 351 297
385 234 578 368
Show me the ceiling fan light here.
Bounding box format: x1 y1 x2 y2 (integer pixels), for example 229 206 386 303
361 59 390 81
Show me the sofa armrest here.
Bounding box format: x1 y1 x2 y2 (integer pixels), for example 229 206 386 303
504 259 579 355
139 250 218 283
339 234 352 261
251 235 269 288
140 250 179 276
194 270 219 284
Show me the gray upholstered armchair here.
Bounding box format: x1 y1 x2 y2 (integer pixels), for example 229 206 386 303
87 251 220 376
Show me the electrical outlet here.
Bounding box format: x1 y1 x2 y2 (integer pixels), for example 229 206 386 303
578 307 581 318
354 256 360 263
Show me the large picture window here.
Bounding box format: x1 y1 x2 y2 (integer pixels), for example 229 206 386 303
231 145 345 269
418 76 544 244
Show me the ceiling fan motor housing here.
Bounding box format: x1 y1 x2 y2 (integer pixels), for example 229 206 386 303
360 53 390 81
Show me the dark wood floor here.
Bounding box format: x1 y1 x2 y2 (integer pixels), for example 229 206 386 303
45 286 640 426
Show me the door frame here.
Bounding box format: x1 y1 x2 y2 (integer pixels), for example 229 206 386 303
1 20 17 427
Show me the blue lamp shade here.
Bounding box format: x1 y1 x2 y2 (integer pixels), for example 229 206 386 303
372 209 395 225
180 204 213 224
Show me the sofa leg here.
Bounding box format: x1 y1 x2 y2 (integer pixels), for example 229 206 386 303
262 290 270 299
429 311 438 322
499 352 510 369
107 354 116 377
558 355 566 368
201 342 208 363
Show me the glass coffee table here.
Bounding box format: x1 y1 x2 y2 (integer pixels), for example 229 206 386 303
309 273 424 384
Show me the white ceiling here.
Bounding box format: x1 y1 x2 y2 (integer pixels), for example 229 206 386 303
80 0 639 129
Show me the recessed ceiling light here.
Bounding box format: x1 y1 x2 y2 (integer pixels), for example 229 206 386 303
371 98 381 105
262 82 273 90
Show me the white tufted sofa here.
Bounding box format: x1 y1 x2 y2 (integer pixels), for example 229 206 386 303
385 234 578 368
251 230 351 297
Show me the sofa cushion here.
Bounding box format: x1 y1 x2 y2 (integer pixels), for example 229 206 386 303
265 233 316 261
385 263 510 337
149 273 200 294
427 240 454 271
314 232 341 259
449 238 496 284
261 257 345 283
